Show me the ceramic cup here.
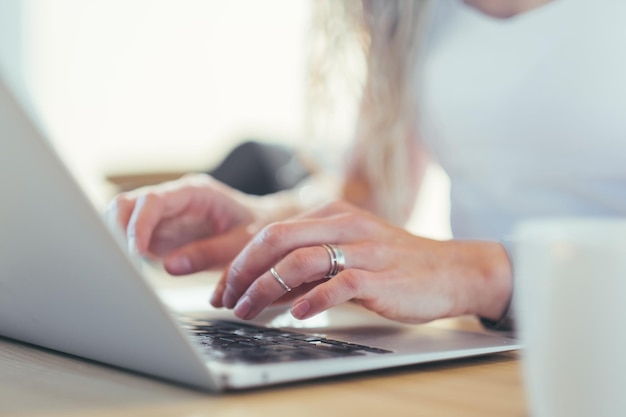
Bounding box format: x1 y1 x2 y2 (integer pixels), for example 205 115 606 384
515 218 626 417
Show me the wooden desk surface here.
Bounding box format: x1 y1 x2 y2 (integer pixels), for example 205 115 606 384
0 273 527 417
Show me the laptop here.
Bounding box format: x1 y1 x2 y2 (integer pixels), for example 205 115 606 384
0 69 520 392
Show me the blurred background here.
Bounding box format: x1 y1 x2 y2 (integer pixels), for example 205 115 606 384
0 0 451 239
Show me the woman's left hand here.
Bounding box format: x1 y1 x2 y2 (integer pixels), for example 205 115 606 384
210 200 512 324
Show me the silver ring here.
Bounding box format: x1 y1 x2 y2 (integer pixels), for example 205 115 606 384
321 244 346 278
270 266 291 292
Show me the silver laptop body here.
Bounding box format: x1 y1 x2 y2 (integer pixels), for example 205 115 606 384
0 69 520 391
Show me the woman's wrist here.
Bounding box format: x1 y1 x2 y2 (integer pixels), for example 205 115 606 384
479 239 516 330
248 173 342 225
475 241 514 322
449 240 514 322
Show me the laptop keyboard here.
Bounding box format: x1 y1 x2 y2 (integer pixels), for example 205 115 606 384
179 318 391 364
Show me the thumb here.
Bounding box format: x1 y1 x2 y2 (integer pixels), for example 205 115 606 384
163 225 253 275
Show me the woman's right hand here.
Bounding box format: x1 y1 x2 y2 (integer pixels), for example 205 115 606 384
106 173 262 275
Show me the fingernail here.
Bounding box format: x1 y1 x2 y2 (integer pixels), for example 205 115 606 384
223 287 237 309
165 255 192 275
234 295 252 319
210 282 225 307
291 299 311 319
209 290 221 307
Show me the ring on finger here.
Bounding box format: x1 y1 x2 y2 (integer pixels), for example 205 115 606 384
270 266 292 292
321 244 346 278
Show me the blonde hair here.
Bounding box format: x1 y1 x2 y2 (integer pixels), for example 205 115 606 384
307 0 429 224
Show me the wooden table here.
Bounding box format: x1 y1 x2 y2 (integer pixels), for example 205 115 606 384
0 272 527 417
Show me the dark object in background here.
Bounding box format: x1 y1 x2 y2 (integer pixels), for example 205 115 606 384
208 140 311 195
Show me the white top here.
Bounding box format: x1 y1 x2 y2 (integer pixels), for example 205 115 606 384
418 0 626 240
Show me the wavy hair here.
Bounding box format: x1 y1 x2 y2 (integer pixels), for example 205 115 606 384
306 0 430 224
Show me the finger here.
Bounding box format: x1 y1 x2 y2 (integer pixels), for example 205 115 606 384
126 193 166 254
223 213 373 307
232 245 342 319
128 185 204 254
290 269 369 320
210 272 228 308
163 224 254 275
211 237 338 308
104 194 137 234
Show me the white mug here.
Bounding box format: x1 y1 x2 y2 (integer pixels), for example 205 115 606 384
514 218 626 417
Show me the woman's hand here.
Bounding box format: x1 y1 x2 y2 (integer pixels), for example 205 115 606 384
211 200 513 324
106 173 262 274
